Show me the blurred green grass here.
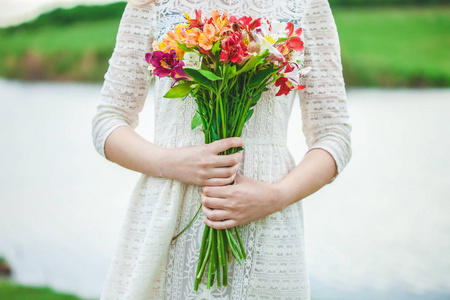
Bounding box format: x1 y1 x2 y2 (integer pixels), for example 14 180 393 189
0 280 91 300
334 5 450 86
0 3 448 86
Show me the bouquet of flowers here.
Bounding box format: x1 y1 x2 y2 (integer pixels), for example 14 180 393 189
145 9 310 291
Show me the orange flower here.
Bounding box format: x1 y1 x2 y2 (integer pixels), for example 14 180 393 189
210 10 232 35
182 25 219 51
183 28 202 48
159 24 187 59
198 23 218 50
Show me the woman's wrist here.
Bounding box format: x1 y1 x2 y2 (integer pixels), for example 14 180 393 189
154 147 176 179
271 181 293 212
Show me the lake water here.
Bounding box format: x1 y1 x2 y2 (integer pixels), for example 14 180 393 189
0 79 449 300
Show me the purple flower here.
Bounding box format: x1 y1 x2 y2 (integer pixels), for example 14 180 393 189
145 49 192 87
170 62 192 87
145 49 179 78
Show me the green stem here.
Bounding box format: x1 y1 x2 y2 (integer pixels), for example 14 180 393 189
194 224 210 291
235 227 247 260
197 229 213 280
226 229 242 264
172 203 202 241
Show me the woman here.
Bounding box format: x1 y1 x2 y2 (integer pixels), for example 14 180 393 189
91 0 352 299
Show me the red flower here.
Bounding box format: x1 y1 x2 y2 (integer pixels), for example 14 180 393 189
285 22 304 52
186 10 204 28
229 15 261 31
219 32 248 64
275 77 292 96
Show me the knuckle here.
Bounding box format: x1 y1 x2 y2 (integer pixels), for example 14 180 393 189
200 144 209 152
211 212 220 221
200 180 208 187
234 137 243 145
225 168 234 177
230 198 239 208
202 187 209 195
215 222 225 230
199 158 210 168
201 206 208 215
229 157 238 165
237 152 243 161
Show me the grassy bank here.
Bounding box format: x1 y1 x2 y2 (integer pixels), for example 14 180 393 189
0 280 91 300
334 6 450 86
0 3 449 86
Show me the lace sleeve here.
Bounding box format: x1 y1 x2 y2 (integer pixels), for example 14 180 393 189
91 3 156 159
298 0 352 181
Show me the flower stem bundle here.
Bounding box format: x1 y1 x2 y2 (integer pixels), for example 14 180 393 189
145 9 310 290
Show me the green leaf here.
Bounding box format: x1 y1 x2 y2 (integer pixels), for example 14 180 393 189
250 66 276 87
184 68 215 89
191 111 202 130
229 56 261 78
163 82 195 98
211 41 221 55
197 69 222 81
211 129 220 141
259 49 270 59
250 92 263 106
276 37 288 43
244 109 255 123
177 42 193 53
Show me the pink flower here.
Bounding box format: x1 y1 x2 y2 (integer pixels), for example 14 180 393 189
170 63 192 87
146 49 179 77
145 49 192 86
219 31 249 64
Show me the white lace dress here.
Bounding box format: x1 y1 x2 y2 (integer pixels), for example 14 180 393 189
91 0 352 299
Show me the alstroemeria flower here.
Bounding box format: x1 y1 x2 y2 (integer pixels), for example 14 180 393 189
184 10 204 28
253 32 284 62
258 19 287 44
220 31 248 64
285 22 304 51
210 10 232 35
170 62 193 87
158 24 188 59
230 15 261 32
275 76 292 96
275 64 311 96
145 49 181 78
198 23 219 50
284 64 310 89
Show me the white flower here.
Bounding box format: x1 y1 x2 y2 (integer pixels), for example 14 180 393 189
259 19 287 44
290 50 305 65
253 33 284 60
183 51 202 69
299 66 312 77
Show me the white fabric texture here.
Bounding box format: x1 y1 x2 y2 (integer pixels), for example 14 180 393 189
91 0 352 299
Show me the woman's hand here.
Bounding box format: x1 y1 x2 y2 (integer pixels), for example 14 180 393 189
161 137 244 187
201 174 286 230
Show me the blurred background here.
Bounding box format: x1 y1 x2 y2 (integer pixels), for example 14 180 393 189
0 0 449 299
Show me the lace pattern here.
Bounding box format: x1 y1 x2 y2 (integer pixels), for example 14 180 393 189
91 0 352 299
